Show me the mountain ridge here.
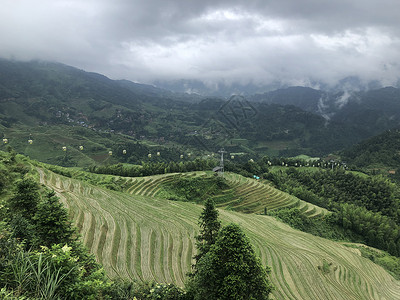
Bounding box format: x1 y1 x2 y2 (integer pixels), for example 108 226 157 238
2 58 400 166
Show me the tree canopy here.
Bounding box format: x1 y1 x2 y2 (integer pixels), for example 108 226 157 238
190 223 273 300
193 198 221 268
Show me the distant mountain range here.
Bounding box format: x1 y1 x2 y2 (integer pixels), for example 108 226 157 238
153 76 398 98
1 58 400 166
250 86 400 136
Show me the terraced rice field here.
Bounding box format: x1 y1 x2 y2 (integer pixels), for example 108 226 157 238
38 168 400 300
122 171 328 218
124 172 207 199
222 172 329 217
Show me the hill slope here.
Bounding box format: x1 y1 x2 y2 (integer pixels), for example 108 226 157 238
117 171 328 217
341 129 400 169
37 167 400 300
2 59 400 163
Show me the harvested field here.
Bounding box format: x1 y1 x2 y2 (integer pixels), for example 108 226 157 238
38 168 400 300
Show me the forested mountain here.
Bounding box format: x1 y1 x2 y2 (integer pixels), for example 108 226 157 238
331 87 400 137
249 86 327 113
341 129 400 169
250 86 400 126
2 59 400 299
1 59 400 167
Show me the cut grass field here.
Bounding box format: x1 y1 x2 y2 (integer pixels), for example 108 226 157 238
120 171 329 218
37 168 400 300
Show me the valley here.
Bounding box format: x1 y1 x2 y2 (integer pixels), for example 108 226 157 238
1 59 400 299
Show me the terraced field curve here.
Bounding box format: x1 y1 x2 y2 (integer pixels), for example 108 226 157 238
38 168 400 300
121 171 328 218
222 172 329 217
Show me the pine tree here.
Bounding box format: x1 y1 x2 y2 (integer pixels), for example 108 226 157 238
191 223 273 300
193 198 221 271
8 178 40 220
33 191 75 247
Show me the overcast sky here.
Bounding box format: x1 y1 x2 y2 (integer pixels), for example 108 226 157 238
1 0 399 89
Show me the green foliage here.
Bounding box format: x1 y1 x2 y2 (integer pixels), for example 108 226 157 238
46 164 72 177
102 280 137 299
7 178 40 220
268 207 354 241
317 259 333 274
335 203 400 256
132 282 189 300
164 176 230 203
341 129 400 168
0 287 27 299
9 214 36 248
374 255 400 280
266 167 400 256
193 199 221 271
266 168 400 221
90 159 216 178
33 191 76 247
189 223 273 300
1 243 109 299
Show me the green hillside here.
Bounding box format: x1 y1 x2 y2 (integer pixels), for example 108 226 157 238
36 166 400 300
4 59 400 166
341 129 400 170
85 169 329 217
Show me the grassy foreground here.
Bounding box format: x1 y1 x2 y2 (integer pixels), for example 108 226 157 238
37 168 400 300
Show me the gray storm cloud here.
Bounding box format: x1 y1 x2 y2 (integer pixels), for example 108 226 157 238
0 0 399 88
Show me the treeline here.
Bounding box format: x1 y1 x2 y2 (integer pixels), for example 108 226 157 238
264 167 400 256
87 153 342 179
341 129 400 168
186 199 273 299
88 158 217 177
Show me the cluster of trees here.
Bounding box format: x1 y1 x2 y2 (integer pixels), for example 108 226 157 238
225 156 346 179
87 155 343 181
88 158 217 177
163 176 230 203
341 129 400 169
186 199 273 299
0 153 110 298
265 167 400 256
267 207 352 241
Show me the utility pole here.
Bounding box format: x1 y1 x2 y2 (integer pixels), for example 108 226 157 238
218 148 226 177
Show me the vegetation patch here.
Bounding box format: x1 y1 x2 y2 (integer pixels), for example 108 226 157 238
265 167 400 256
317 259 334 274
160 175 232 203
268 207 355 241
344 244 400 280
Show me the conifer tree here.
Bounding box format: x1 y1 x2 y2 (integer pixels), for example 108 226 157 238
191 223 273 300
33 191 75 247
193 198 221 270
8 178 40 220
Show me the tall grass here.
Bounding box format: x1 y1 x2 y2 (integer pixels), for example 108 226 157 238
9 251 76 299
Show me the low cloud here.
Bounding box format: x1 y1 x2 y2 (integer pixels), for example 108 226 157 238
1 0 399 88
